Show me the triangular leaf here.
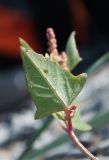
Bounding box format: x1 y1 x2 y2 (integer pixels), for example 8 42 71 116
66 32 82 71
20 40 87 119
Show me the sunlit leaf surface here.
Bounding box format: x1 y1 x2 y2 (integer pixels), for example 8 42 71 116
20 40 87 119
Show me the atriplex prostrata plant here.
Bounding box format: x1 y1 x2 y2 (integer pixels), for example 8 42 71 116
20 28 99 160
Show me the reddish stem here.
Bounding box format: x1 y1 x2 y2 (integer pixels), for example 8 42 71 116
69 131 98 160
64 106 73 132
64 106 99 160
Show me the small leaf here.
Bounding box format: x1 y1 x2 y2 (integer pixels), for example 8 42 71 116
19 116 53 160
53 100 91 131
89 110 109 129
20 40 87 119
66 32 82 71
72 108 91 131
87 52 109 73
22 134 69 160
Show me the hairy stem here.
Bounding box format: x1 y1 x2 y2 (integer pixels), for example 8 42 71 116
64 107 99 160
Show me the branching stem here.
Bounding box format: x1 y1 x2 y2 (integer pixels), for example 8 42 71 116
64 107 99 160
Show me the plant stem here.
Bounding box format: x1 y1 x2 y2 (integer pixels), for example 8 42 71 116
69 131 98 160
64 107 99 160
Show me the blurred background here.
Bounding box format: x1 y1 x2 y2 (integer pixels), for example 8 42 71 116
0 0 109 160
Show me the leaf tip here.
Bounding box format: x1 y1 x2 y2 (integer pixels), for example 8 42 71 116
19 37 23 44
72 31 76 37
82 73 87 78
19 37 26 47
78 73 87 81
19 38 32 50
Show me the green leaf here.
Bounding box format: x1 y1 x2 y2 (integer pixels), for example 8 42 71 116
20 40 87 119
53 98 91 131
87 52 109 73
20 134 69 160
72 108 91 131
66 32 82 71
19 130 81 160
89 110 109 129
19 116 53 160
53 108 91 131
19 38 33 50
